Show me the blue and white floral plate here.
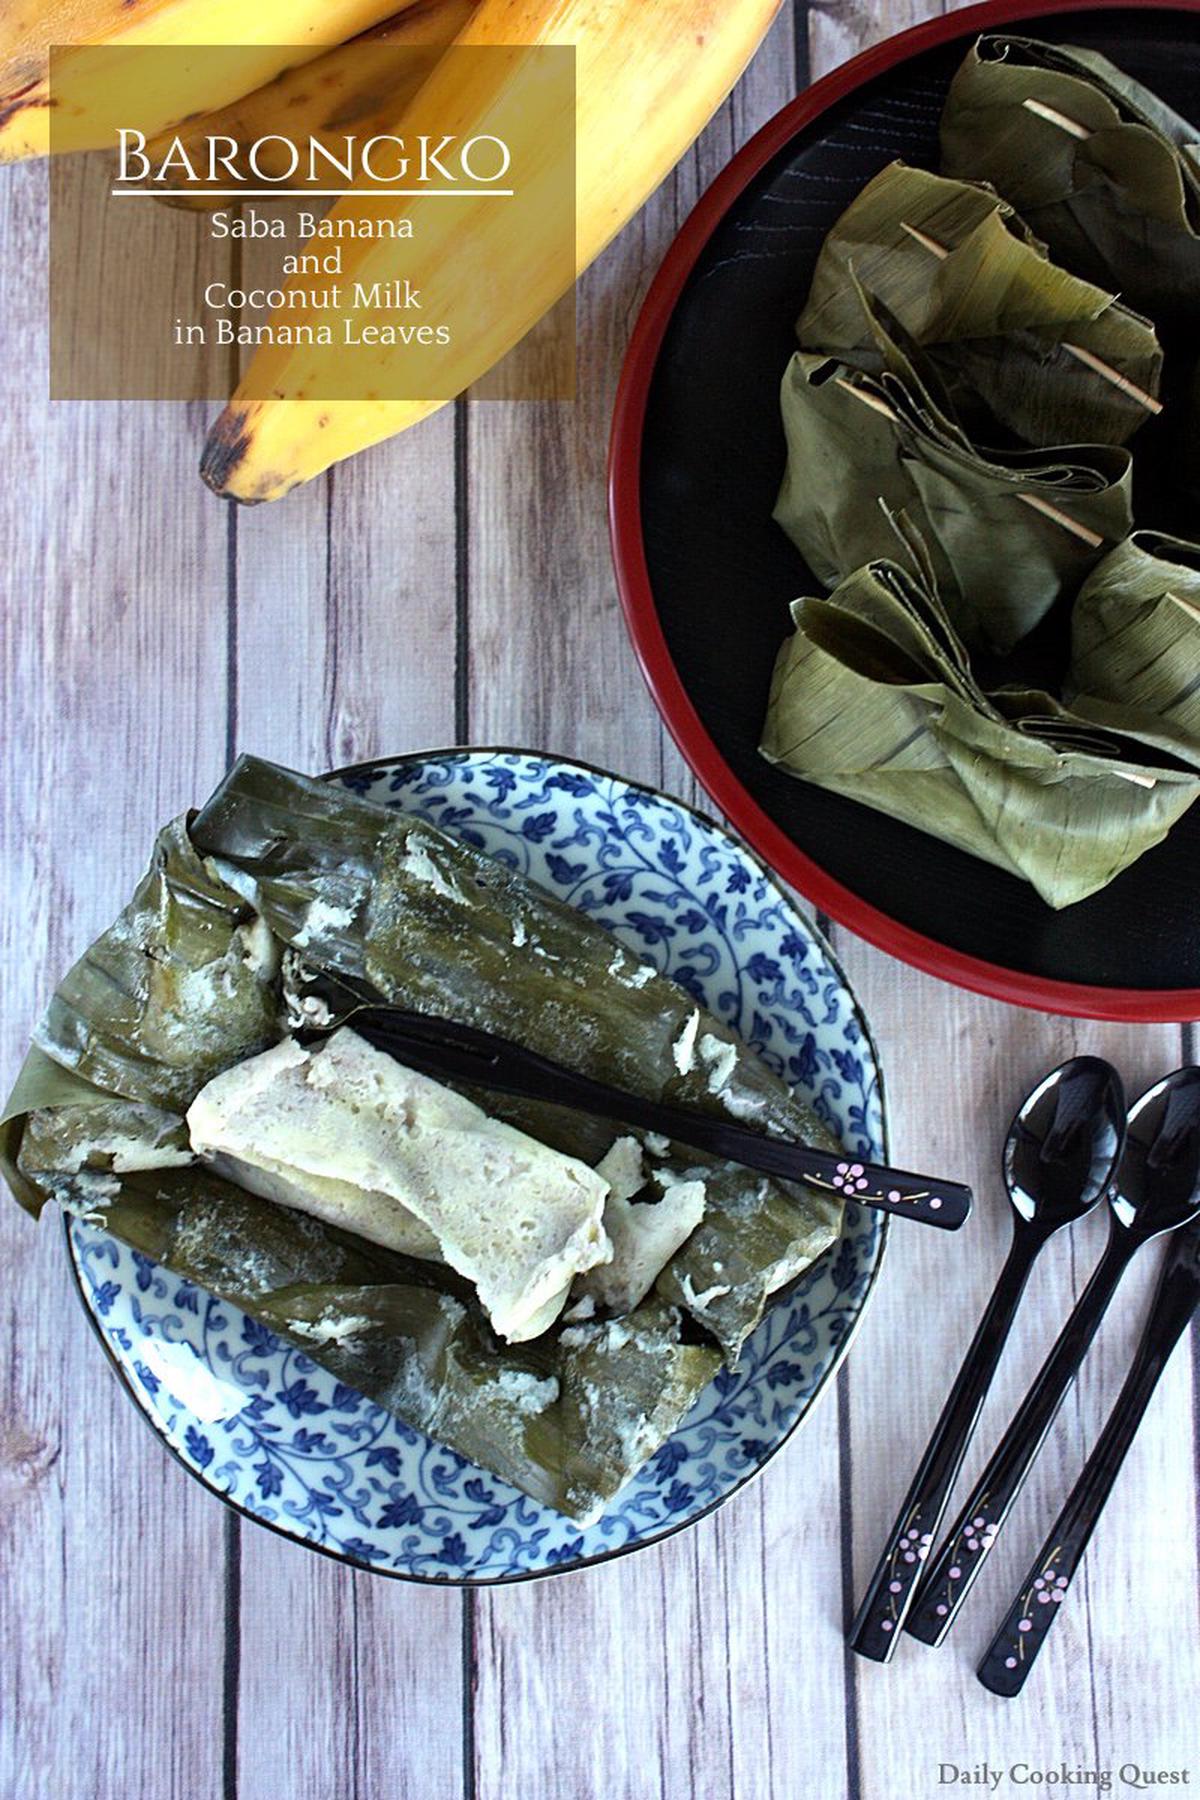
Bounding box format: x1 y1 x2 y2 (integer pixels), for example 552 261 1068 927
67 749 887 1584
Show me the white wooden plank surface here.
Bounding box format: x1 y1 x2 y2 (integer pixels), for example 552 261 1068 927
1 4 1197 1798
0 162 230 1800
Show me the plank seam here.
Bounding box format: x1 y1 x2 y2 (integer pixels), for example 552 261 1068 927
793 0 812 92
222 233 241 1795
225 507 238 770
350 1575 363 1800
1185 1022 1200 1652
222 1508 241 1800
324 469 338 769
1052 1161 1105 1759
820 886 859 1794
757 1496 776 1795
456 385 476 1800
836 1366 863 1800
719 1524 736 1797
454 398 470 745
461 1594 477 1798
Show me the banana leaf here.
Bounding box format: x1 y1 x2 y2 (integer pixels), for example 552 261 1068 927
69 1166 719 1522
1066 530 1200 756
939 36 1200 319
2 815 281 1218
759 552 1200 907
796 161 1162 448
259 1285 720 1524
189 755 842 1359
775 293 1133 655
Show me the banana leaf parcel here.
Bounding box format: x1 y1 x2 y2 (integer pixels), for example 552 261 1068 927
1 757 844 1519
775 293 1133 655
1066 530 1200 756
796 161 1162 448
759 551 1200 908
939 36 1200 319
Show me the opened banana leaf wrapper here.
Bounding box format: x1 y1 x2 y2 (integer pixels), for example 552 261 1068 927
759 535 1200 909
796 161 1163 449
775 286 1133 656
0 757 844 1521
939 35 1200 320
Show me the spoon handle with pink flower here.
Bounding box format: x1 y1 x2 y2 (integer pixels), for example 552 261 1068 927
342 1005 974 1229
907 1229 1135 1646
979 1217 1200 1696
849 1228 1045 1661
707 1143 973 1229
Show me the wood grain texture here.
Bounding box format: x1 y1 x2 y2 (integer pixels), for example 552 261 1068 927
2 2 1198 1797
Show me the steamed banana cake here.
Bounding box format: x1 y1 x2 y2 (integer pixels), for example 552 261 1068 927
187 1027 611 1343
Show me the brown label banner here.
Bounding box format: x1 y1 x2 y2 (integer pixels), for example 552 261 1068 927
49 42 576 402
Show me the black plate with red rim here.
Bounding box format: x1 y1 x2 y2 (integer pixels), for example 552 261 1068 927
610 0 1200 1022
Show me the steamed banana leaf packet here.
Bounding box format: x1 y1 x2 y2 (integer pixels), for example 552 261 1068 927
796 161 1163 448
1066 530 1200 756
0 757 843 1521
775 291 1133 655
939 36 1200 319
759 555 1200 908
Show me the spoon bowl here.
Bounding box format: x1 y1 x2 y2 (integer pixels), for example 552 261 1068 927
1004 1056 1126 1229
1110 1066 1200 1236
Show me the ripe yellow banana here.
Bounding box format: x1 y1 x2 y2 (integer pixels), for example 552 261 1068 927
0 0 423 161
146 0 477 209
201 0 784 501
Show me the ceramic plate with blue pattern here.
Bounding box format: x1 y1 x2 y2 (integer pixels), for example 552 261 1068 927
67 749 887 1584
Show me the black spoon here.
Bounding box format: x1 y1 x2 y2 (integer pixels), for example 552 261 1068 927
979 1206 1200 1697
292 987 974 1229
907 1066 1200 1647
848 1056 1124 1661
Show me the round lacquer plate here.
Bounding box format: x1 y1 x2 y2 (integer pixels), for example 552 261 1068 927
610 0 1200 1022
67 749 886 1585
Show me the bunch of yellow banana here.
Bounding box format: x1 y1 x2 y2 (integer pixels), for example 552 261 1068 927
4 0 783 499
